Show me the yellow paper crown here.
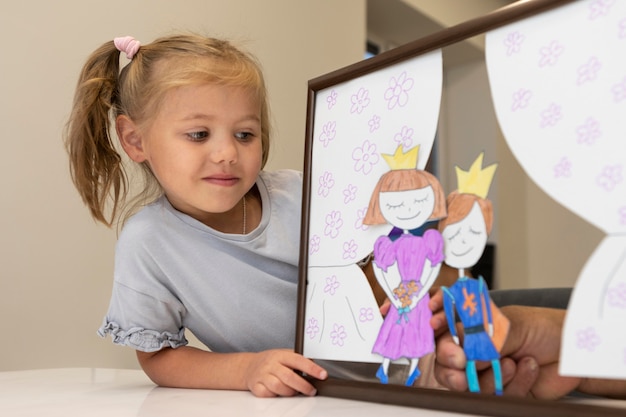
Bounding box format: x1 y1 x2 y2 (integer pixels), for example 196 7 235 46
456 152 497 199
382 145 420 170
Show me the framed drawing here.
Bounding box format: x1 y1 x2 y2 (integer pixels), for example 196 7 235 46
296 0 626 415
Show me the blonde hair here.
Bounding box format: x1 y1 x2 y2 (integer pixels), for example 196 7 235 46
363 169 446 225
438 191 493 235
64 34 271 227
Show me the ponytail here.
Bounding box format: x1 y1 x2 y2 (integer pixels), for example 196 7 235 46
65 41 126 226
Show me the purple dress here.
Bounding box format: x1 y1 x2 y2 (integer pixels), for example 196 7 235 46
371 229 444 360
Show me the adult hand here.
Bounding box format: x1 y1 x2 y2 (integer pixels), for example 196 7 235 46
245 349 327 397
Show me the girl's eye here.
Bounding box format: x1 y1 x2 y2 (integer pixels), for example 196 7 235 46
414 196 428 204
235 131 254 141
186 131 208 142
469 227 483 235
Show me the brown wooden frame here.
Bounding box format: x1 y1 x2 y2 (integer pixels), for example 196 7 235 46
296 0 624 415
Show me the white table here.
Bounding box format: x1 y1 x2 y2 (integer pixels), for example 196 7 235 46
0 368 473 417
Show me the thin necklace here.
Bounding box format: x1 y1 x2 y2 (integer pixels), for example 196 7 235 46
242 195 247 234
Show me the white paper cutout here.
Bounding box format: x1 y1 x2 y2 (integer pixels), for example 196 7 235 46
486 0 626 379
304 50 443 362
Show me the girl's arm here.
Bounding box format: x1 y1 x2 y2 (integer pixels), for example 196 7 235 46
136 346 327 397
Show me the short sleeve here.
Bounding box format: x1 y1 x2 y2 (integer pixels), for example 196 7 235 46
98 281 188 352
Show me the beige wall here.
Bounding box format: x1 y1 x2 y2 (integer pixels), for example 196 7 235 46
0 0 365 371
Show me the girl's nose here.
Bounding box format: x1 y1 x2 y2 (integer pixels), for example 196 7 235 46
210 136 238 164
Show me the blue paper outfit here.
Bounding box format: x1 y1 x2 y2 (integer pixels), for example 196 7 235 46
442 276 503 395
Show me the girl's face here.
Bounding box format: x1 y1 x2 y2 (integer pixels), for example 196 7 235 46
379 186 435 230
130 83 263 228
441 201 488 269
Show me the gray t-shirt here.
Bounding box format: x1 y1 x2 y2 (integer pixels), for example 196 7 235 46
98 169 303 353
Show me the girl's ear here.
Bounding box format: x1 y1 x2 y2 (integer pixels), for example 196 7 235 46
116 115 146 163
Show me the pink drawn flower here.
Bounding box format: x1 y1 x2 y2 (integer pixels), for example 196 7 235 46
619 18 626 39
554 157 572 178
326 89 338 109
611 77 626 102
350 87 370 114
359 307 375 322
589 0 615 20
504 31 525 56
330 323 347 346
342 184 357 204
540 103 562 127
576 327 601 352
352 140 379 175
393 125 414 149
354 207 370 231
596 164 623 191
324 211 343 238
384 71 414 110
577 56 601 85
306 318 320 339
318 171 335 197
309 235 320 254
576 117 601 145
619 206 626 225
324 275 340 296
342 239 358 260
607 283 626 308
539 40 564 67
511 88 532 111
368 114 381 132
319 121 336 147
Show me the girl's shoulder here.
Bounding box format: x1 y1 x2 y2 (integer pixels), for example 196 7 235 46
259 169 302 190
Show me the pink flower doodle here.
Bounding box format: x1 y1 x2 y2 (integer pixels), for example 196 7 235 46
318 171 335 197
354 207 369 231
342 184 357 204
576 117 601 145
577 56 601 85
324 210 343 238
324 275 340 296
342 239 358 260
359 307 375 322
554 157 572 178
330 323 347 346
384 71 414 110
538 40 564 67
588 0 615 20
352 140 380 175
540 103 562 128
607 283 626 308
511 88 532 111
503 31 525 56
309 235 320 254
350 87 370 114
619 18 626 39
611 77 626 102
368 114 381 132
393 125 414 149
327 89 338 109
596 164 623 191
576 327 601 352
306 318 320 339
619 206 626 225
319 121 336 147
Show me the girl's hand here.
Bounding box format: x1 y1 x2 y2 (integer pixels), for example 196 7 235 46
245 349 327 397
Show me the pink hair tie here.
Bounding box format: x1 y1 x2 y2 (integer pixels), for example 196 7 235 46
114 36 141 59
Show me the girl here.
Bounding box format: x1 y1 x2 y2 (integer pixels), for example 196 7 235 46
363 149 446 386
65 34 327 397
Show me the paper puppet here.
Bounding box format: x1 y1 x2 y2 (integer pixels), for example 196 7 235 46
302 50 443 364
363 145 446 386
485 0 626 379
439 153 509 395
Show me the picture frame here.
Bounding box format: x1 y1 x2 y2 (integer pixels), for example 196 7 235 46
295 0 625 415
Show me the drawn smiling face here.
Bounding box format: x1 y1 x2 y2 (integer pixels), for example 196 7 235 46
379 186 435 230
441 201 488 269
